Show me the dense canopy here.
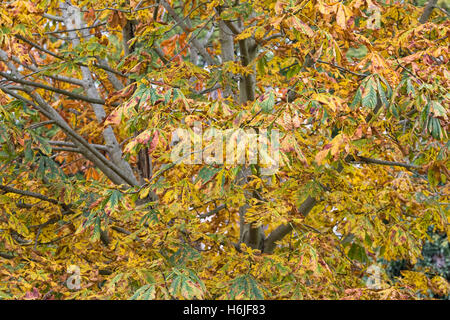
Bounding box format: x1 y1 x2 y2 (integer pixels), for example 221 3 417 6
0 0 449 299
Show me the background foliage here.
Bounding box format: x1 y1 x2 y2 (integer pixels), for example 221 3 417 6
0 0 449 299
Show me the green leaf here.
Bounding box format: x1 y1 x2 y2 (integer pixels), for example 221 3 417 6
362 77 378 109
164 88 173 104
34 135 51 155
24 140 33 162
228 274 265 299
92 216 101 241
347 243 369 264
377 77 388 108
260 91 275 113
405 78 415 97
430 101 447 118
350 88 362 109
169 268 205 299
257 55 267 75
108 190 123 209
130 284 150 300
195 166 221 184
286 63 301 79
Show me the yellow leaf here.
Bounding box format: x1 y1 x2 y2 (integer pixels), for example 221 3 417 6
315 148 330 165
291 17 314 37
336 4 347 29
236 26 257 41
139 186 151 199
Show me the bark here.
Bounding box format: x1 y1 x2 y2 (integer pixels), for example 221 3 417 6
122 19 136 58
96 58 124 91
218 20 235 99
231 12 262 250
0 71 105 105
419 0 438 23
238 38 257 103
9 54 84 86
120 9 154 186
15 34 126 79
31 93 136 186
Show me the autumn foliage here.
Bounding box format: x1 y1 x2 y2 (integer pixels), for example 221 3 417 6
0 0 449 299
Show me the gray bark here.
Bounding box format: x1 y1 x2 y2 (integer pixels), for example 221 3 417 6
419 0 438 23
218 20 235 99
230 13 263 250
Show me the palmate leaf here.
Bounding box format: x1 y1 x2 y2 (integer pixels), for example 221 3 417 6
130 273 156 300
108 190 123 209
36 155 66 180
139 208 160 226
429 117 444 140
228 274 265 299
350 87 363 109
430 100 447 119
260 91 275 113
130 284 154 300
352 75 393 113
347 242 369 264
194 165 221 184
421 100 447 140
168 268 206 299
100 189 123 210
361 77 378 109
168 243 201 266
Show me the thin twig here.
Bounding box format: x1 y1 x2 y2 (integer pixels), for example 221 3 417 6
169 14 216 63
0 71 107 105
317 59 369 78
354 156 420 170
197 204 227 219
26 120 55 130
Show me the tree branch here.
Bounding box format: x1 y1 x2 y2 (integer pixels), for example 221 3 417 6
223 20 242 35
198 204 227 219
419 0 438 23
351 156 420 170
160 0 216 65
264 196 317 253
9 54 84 86
27 120 55 129
60 2 138 186
0 71 106 105
0 184 69 209
15 34 127 78
48 140 110 152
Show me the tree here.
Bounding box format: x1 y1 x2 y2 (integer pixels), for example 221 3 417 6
0 0 448 300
